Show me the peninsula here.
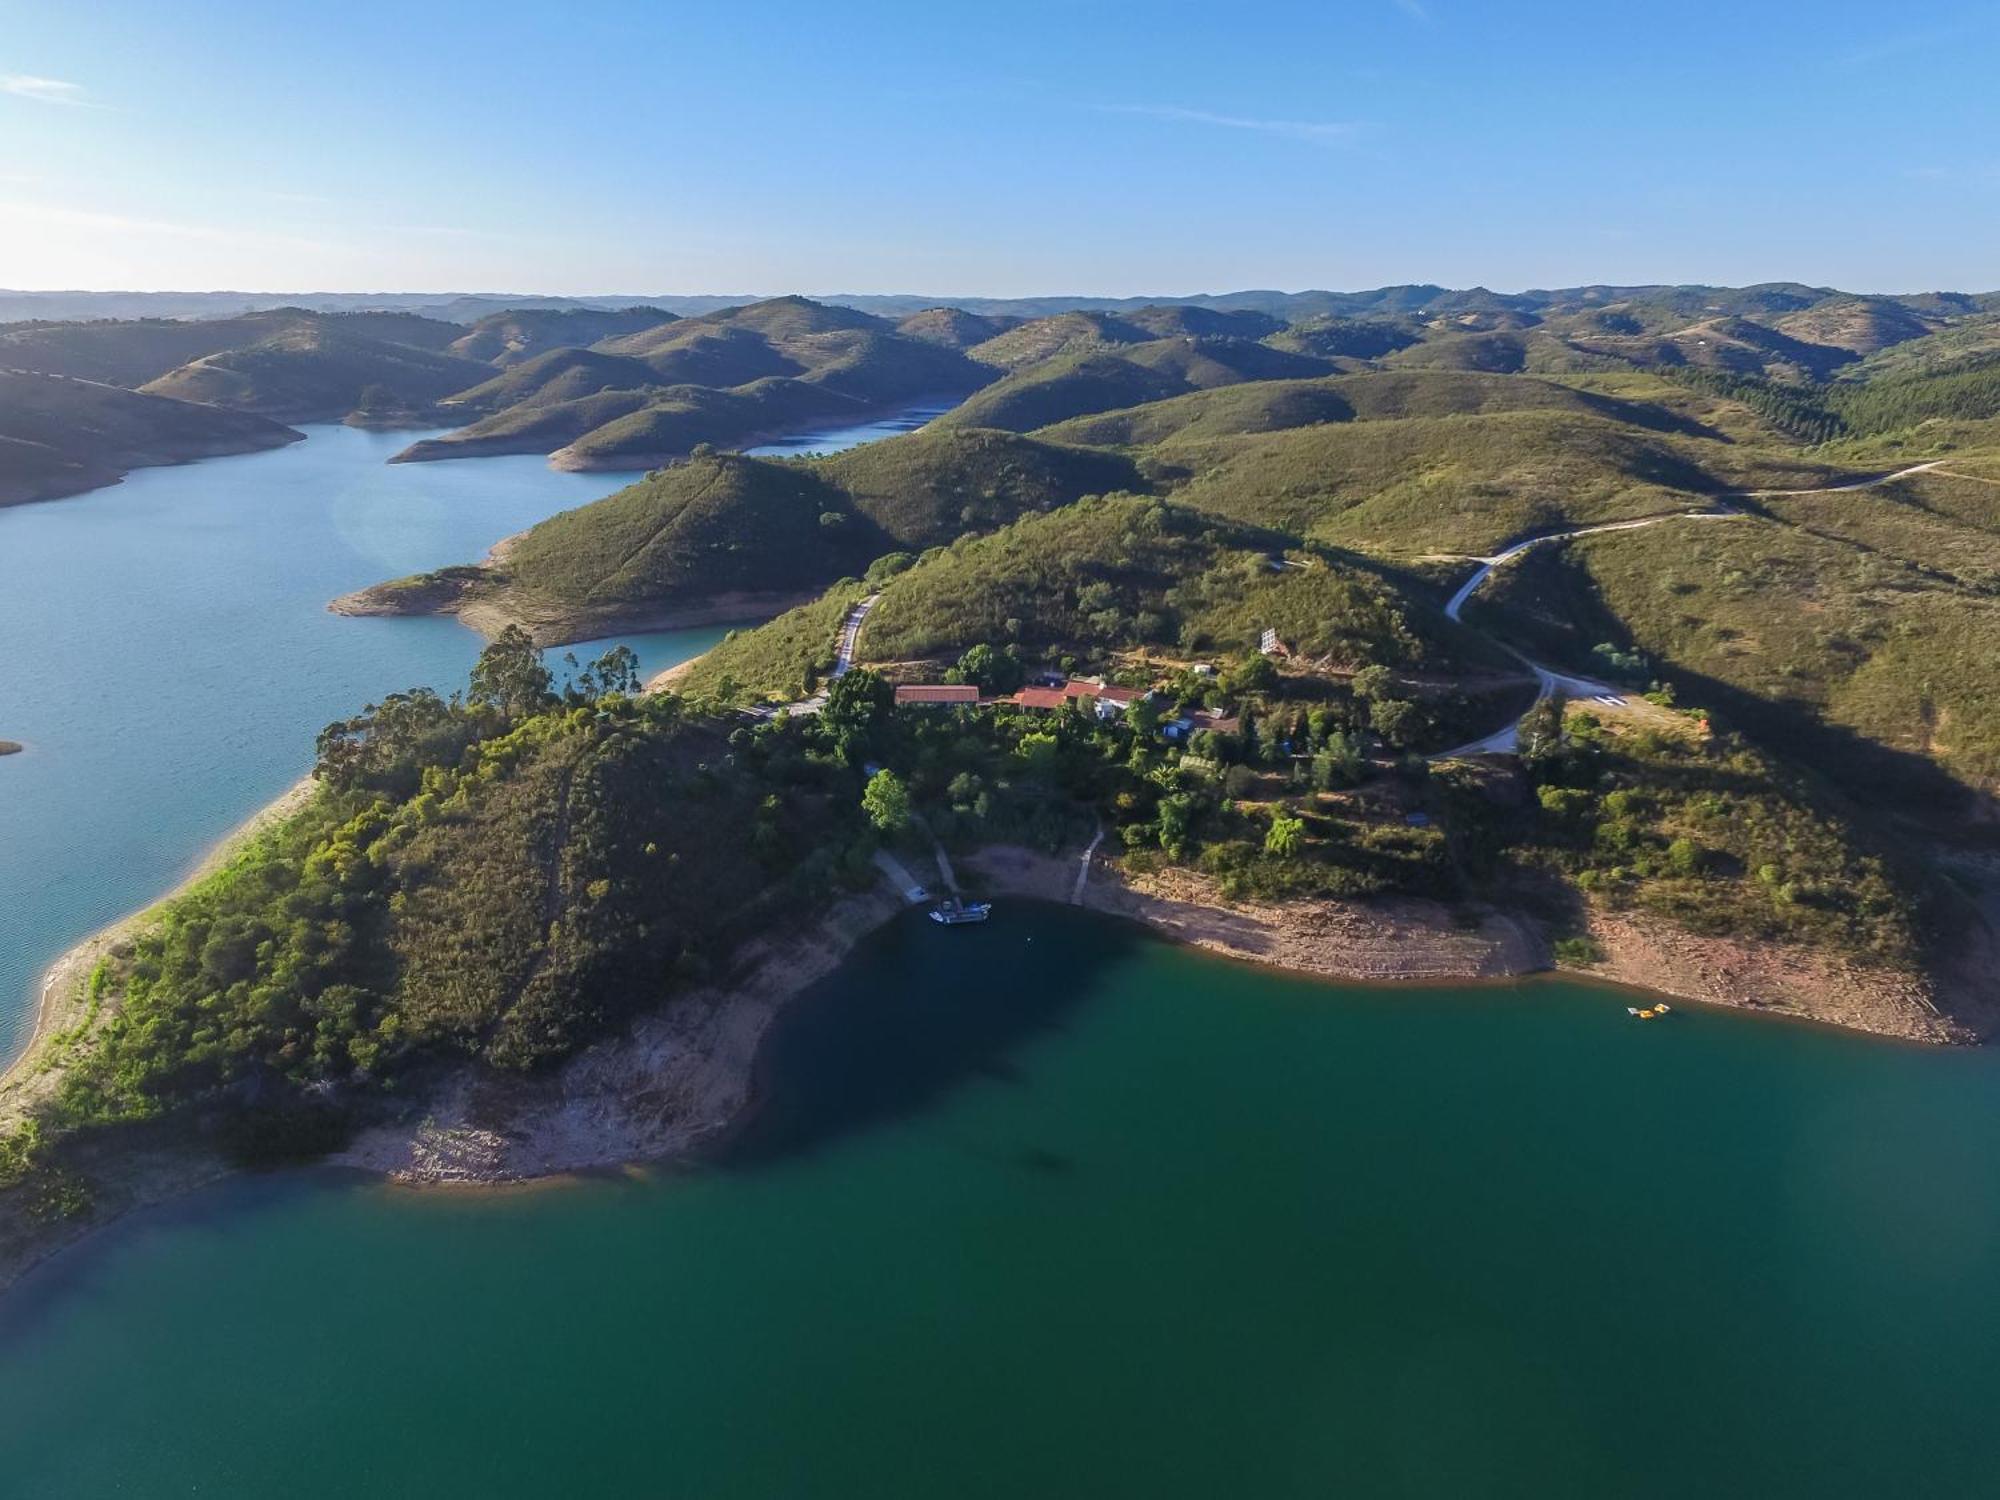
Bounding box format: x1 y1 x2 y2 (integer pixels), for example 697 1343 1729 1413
7 282 2000 1287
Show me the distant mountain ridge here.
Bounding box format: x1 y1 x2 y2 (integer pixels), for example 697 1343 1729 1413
12 284 2000 510
6 284 1996 327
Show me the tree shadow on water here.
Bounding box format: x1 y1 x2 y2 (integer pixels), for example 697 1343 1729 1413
715 902 1140 1169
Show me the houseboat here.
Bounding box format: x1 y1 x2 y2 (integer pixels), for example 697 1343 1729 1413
929 898 993 925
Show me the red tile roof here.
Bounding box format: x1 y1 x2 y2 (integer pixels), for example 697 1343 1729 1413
1011 686 1068 710
894 684 980 705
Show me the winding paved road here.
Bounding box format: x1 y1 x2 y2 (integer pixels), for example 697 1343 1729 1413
1431 462 1947 758
749 464 1946 759
749 592 880 719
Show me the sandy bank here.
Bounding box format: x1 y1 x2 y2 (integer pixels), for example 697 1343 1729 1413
329 548 803 648
0 776 319 1293
1580 911 1969 1044
968 846 1974 1043
972 847 1543 982
5 833 1977 1291
335 881 910 1181
646 653 708 693
2 776 318 1099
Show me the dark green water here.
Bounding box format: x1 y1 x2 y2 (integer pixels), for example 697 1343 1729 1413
2 904 1996 1498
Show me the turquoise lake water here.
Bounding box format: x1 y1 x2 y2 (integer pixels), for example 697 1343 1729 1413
2 905 1998 1497
0 405 945 1060
0 425 731 1060
4 412 2000 1496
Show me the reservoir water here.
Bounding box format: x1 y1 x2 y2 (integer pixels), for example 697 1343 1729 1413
2 904 1999 1497
0 426 726 1060
5 413 2000 1496
743 399 961 457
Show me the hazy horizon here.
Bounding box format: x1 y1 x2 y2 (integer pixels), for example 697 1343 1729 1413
3 278 1996 301
5 0 1998 296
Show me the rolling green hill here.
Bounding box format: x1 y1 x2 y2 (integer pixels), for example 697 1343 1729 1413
1266 315 1424 360
443 348 661 412
1119 336 1333 386
1843 313 2000 380
594 321 805 385
400 297 995 464
1161 408 1731 556
894 307 1020 348
1466 497 2000 807
1120 305 1286 340
447 306 675 366
596 294 885 355
853 492 1479 669
546 379 865 469
815 427 1142 537
1557 315 1859 382
138 325 494 421
1773 297 1936 355
0 370 302 505
964 312 1153 370
0 308 463 387
934 351 1194 432
937 338 1335 434
352 427 1141 639
391 389 660 463
1035 378 1362 447
1031 369 1686 450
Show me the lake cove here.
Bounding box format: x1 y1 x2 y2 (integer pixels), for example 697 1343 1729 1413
2 903 1997 1498
0 406 954 1062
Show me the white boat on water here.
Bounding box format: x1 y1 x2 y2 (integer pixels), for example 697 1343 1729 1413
929 898 992 925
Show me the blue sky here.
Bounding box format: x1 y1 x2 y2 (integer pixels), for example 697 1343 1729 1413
2 0 1997 295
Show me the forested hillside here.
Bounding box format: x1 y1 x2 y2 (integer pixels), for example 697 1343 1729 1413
20 266 2000 1215
339 428 1141 640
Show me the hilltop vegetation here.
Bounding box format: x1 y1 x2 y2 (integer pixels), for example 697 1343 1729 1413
894 307 1020 348
937 351 1190 432
854 493 1479 670
396 297 997 466
350 427 1143 640
447 306 675 366
11 279 2000 1098
1 640 869 1168
138 325 493 422
939 338 1335 434
1159 408 1723 556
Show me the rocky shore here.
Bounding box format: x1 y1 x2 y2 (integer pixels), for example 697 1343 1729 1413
3 824 1980 1291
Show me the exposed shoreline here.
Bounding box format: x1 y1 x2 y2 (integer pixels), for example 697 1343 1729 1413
2 801 1976 1294
1 776 318 1094
0 775 319 1295
388 392 961 470
328 551 806 648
